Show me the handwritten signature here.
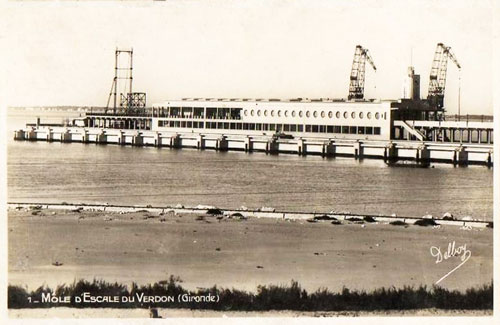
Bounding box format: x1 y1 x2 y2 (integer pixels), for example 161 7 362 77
429 241 471 285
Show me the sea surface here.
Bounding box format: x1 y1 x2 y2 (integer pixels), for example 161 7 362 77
6 108 494 220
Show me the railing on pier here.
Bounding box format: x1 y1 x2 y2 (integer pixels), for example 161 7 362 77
445 114 494 123
393 120 494 145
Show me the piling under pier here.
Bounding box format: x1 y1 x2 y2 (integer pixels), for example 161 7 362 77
14 126 494 167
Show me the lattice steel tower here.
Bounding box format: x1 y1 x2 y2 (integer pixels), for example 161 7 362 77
106 48 146 114
427 43 461 110
348 45 377 100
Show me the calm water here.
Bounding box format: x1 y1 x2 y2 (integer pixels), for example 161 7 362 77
7 109 494 220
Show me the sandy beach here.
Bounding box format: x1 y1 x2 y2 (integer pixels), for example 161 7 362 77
8 207 492 294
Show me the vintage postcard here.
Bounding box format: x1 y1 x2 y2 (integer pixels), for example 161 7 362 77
1 0 497 323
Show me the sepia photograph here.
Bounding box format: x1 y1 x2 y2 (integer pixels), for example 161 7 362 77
1 0 497 322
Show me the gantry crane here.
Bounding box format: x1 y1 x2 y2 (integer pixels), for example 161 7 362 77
427 43 461 109
348 45 377 100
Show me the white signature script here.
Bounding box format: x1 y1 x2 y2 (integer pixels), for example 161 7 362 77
429 241 471 285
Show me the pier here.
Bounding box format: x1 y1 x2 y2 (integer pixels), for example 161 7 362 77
14 125 493 167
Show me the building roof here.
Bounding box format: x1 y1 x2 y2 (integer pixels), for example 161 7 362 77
177 97 383 103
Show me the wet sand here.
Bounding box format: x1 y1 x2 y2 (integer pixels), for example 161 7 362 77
8 208 492 293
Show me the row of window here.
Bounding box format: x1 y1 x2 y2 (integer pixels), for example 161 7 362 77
154 106 387 121
157 120 381 135
243 109 386 120
153 114 242 120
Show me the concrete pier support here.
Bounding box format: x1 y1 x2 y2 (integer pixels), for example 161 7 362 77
297 138 305 156
216 136 228 151
453 146 468 166
118 131 126 145
27 129 37 141
196 135 205 150
354 142 363 160
170 134 181 148
82 130 89 143
132 133 143 146
384 143 397 163
14 130 25 140
487 151 493 168
416 145 430 166
47 129 66 142
324 142 336 157
96 131 107 144
266 139 279 154
61 129 72 142
326 141 337 157
244 136 253 152
154 132 161 147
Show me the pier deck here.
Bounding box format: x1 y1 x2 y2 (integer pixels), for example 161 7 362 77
14 126 493 167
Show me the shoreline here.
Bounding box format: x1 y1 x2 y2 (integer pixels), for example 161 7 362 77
8 201 493 228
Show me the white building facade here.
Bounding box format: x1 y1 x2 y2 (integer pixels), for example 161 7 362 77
151 98 394 140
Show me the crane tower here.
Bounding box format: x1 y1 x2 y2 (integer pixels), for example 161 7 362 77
348 45 377 100
427 43 461 110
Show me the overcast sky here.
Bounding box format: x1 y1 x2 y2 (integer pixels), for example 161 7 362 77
1 0 496 115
